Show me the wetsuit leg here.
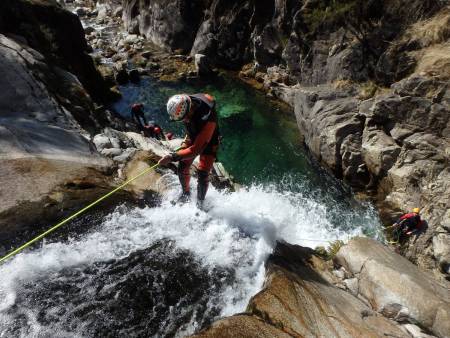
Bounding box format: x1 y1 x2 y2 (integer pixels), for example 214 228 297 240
197 154 215 202
178 158 194 195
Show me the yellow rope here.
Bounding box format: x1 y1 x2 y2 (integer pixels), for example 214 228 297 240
0 163 159 264
0 160 401 264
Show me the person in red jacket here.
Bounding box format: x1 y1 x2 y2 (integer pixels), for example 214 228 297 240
393 208 423 236
131 103 166 140
158 93 220 207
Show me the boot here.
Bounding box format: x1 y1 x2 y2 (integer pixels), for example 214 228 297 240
170 162 191 205
197 170 209 208
174 191 191 205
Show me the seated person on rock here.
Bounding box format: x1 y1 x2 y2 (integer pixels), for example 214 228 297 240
131 103 164 139
392 208 423 237
158 93 220 207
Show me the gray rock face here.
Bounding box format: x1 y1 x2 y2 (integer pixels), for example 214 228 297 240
336 237 450 337
122 0 205 53
362 126 401 177
281 71 449 280
433 233 450 274
0 0 112 102
0 34 113 238
368 75 450 277
121 0 443 84
0 35 103 163
288 85 370 188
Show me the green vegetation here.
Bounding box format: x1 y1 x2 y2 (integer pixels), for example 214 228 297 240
303 0 360 33
358 81 380 100
315 240 345 260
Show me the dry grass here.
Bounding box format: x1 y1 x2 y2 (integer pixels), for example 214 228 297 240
315 240 345 260
333 79 354 90
358 81 379 100
415 42 450 79
398 7 450 79
405 7 450 48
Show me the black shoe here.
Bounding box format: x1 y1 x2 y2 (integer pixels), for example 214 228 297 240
196 199 204 210
171 192 191 205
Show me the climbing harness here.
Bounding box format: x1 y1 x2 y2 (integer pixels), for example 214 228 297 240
0 163 160 264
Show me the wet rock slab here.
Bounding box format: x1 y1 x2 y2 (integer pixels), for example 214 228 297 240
193 241 409 338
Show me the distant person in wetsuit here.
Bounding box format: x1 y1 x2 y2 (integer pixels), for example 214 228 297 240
392 208 424 239
130 103 164 139
158 93 220 207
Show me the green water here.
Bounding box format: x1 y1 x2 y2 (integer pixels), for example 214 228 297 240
113 76 312 184
112 75 381 235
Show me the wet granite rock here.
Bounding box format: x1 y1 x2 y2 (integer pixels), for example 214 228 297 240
0 33 117 240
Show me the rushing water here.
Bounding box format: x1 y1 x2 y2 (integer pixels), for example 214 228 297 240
0 76 382 337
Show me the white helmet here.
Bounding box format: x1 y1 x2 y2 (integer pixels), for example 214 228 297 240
167 94 191 121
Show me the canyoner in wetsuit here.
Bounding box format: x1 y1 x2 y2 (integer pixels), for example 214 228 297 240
131 103 148 131
391 208 423 242
131 103 164 139
158 93 220 207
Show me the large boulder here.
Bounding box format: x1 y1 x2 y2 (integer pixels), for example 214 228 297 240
0 34 114 241
192 315 291 338
194 54 213 77
193 242 408 338
336 237 450 337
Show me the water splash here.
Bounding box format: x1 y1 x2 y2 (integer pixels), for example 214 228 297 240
0 174 380 337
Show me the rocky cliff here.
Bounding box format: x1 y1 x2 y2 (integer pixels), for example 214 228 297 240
120 0 450 280
0 0 124 245
0 0 114 106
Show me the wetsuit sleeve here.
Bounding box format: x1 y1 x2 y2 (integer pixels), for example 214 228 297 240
174 122 216 160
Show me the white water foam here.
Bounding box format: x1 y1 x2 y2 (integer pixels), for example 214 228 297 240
0 175 380 336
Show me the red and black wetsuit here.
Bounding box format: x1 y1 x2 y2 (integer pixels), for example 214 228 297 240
171 93 220 201
131 104 147 131
396 213 423 234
